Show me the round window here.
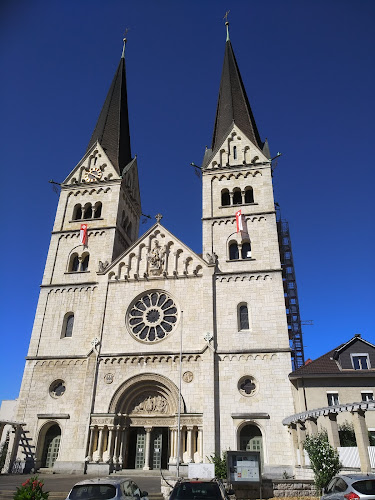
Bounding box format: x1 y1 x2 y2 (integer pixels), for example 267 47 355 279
126 290 179 343
49 380 66 398
238 376 257 397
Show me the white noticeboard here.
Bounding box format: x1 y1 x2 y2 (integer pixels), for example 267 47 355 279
188 463 215 479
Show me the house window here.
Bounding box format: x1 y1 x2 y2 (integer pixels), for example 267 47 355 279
327 392 339 406
351 354 370 370
238 304 249 330
63 314 74 338
221 189 230 206
229 242 239 260
361 391 374 402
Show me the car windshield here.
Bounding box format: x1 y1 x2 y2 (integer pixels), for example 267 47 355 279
69 483 117 499
353 480 375 495
170 482 222 500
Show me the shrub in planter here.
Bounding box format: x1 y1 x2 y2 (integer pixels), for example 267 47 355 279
14 476 49 500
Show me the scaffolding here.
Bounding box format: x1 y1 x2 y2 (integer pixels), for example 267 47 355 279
277 216 305 370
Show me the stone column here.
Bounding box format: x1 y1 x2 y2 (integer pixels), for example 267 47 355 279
296 421 306 467
169 428 176 464
107 426 115 464
186 427 193 463
325 413 340 448
289 424 300 466
97 427 104 462
7 424 22 473
87 427 95 462
197 428 203 463
143 427 152 471
306 417 318 436
351 410 371 473
120 427 129 468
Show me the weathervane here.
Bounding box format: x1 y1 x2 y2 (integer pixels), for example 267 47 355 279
223 10 230 40
122 28 129 57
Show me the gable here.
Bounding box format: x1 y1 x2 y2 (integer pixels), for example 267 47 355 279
336 338 375 370
204 123 269 171
62 141 122 186
103 224 207 281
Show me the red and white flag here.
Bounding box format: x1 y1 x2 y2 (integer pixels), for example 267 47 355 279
235 209 248 236
80 224 88 245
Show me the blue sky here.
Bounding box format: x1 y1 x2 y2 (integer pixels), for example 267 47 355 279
1 0 374 402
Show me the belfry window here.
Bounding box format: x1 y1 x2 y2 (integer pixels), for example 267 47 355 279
83 204 92 219
93 202 102 218
73 204 82 220
238 304 249 330
63 313 74 338
70 254 80 272
221 189 230 206
233 188 242 205
233 145 237 160
245 187 254 204
241 242 251 259
229 242 239 260
81 254 90 272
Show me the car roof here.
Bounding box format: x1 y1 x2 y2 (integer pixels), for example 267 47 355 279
338 474 375 480
71 477 133 487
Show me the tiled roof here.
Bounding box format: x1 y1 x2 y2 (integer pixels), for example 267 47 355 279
290 347 342 377
86 55 131 174
211 40 262 151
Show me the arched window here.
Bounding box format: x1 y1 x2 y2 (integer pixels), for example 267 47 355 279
238 304 249 330
83 204 92 219
221 189 230 206
81 254 90 272
229 242 239 260
241 242 251 259
233 145 237 160
70 254 80 272
233 188 242 205
127 221 132 238
63 313 74 338
93 202 102 218
245 187 254 204
73 204 82 220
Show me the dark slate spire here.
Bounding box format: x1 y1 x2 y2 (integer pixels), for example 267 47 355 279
86 38 131 174
211 29 262 152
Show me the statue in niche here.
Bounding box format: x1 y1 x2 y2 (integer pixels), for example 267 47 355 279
147 240 165 276
132 395 168 414
98 260 109 272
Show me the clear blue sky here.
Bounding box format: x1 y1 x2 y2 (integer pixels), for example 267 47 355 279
1 0 374 402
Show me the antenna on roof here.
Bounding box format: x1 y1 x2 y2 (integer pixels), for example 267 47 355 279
49 179 61 194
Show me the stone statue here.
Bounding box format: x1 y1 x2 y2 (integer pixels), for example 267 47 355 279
147 240 165 276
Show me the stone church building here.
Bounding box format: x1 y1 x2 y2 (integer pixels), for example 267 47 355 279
13 28 297 476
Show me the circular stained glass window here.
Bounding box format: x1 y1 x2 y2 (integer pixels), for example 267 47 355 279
127 290 179 342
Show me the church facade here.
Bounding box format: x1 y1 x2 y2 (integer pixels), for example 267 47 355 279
14 30 296 476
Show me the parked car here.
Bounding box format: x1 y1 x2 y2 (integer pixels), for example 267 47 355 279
169 478 233 500
321 474 375 500
64 477 149 500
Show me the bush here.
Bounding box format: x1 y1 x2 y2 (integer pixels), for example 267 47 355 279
13 476 49 500
208 452 227 479
338 421 357 447
304 431 341 493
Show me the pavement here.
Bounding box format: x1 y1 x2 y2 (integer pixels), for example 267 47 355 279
0 472 164 499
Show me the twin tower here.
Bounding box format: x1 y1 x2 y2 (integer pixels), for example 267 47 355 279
15 29 298 476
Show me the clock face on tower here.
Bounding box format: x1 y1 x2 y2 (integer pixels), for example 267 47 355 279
84 167 102 182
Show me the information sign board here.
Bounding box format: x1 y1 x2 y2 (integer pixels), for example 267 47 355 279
226 451 261 484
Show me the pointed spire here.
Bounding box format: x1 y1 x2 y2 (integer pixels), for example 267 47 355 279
211 27 262 152
86 37 131 174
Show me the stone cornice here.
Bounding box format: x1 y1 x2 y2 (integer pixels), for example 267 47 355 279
231 413 270 419
40 282 98 288
218 348 291 354
51 226 116 236
202 210 275 222
37 414 70 419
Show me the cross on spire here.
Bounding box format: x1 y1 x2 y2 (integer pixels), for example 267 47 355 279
155 213 163 223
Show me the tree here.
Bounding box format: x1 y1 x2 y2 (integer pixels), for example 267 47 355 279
304 431 341 493
208 452 227 479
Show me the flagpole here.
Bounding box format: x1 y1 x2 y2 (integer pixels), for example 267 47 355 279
176 310 183 478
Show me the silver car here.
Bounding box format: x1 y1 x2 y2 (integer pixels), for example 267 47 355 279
64 477 149 500
322 474 375 500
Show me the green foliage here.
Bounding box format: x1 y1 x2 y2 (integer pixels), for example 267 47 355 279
208 452 227 479
338 421 357 447
304 431 341 493
13 476 49 500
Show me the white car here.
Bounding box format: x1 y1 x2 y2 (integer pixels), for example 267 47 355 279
64 477 149 500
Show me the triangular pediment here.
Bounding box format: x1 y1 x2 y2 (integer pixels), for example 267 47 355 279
101 223 207 281
62 141 122 186
204 123 269 170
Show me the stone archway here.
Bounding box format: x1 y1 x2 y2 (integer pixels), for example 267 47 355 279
37 422 61 469
238 423 264 465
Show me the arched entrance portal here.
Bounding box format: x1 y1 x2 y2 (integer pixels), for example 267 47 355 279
239 424 263 462
41 424 61 468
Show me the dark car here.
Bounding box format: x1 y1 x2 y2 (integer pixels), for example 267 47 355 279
64 477 149 500
169 478 233 500
321 473 375 500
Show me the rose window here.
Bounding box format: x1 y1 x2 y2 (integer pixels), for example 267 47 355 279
127 291 178 342
238 376 257 397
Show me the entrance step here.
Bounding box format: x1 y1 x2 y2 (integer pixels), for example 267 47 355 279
111 468 165 477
